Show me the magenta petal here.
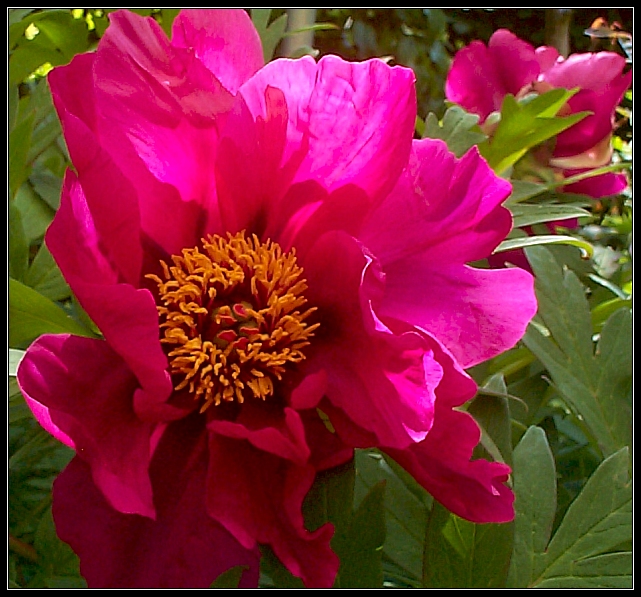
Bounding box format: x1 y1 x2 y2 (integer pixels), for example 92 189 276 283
92 10 232 243
563 169 628 198
47 52 98 134
386 407 514 523
215 85 305 235
17 334 155 518
446 29 540 121
240 55 416 203
302 231 437 448
53 418 260 588
381 261 536 368
361 140 513 265
208 406 310 465
207 435 338 588
48 54 210 257
542 53 631 158
44 113 143 286
45 174 173 410
171 9 264 94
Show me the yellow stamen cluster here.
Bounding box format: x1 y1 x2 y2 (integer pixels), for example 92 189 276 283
147 232 318 412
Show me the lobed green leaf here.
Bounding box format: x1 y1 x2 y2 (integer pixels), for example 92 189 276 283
522 246 632 456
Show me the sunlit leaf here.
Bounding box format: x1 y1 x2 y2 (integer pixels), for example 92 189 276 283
479 89 590 175
510 203 591 229
495 234 593 256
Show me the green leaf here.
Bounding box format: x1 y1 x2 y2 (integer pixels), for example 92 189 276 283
13 183 56 243
505 180 549 205
9 201 29 281
334 481 386 588
303 456 386 587
510 203 591 229
251 9 288 62
591 298 631 333
210 565 248 588
27 10 90 62
33 506 84 588
9 44 59 87
531 448 631 588
495 234 593 257
507 426 556 588
355 450 429 586
423 502 513 588
9 8 37 25
9 378 33 425
9 111 36 197
479 89 590 175
23 243 71 301
522 246 632 456
9 277 94 348
159 8 180 37
9 349 26 376
303 457 355 534
468 388 513 467
30 167 63 211
422 106 487 157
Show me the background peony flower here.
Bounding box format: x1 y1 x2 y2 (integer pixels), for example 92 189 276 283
17 9 536 588
446 28 631 199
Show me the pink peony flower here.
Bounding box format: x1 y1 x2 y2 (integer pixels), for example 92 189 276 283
446 29 631 198
17 10 536 588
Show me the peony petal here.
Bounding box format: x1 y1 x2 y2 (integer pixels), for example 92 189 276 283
91 10 234 247
541 53 631 158
214 85 309 235
563 169 629 198
299 409 354 472
535 45 561 72
317 328 477 448
171 8 264 94
302 231 437 448
446 29 540 122
53 416 260 588
206 434 338 588
542 51 629 92
380 260 536 368
47 52 97 133
45 172 174 414
17 334 155 518
361 139 513 266
208 406 310 465
47 39 213 259
386 407 514 523
42 114 143 286
240 55 416 204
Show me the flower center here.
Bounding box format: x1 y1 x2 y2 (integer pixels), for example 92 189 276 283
147 232 318 412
